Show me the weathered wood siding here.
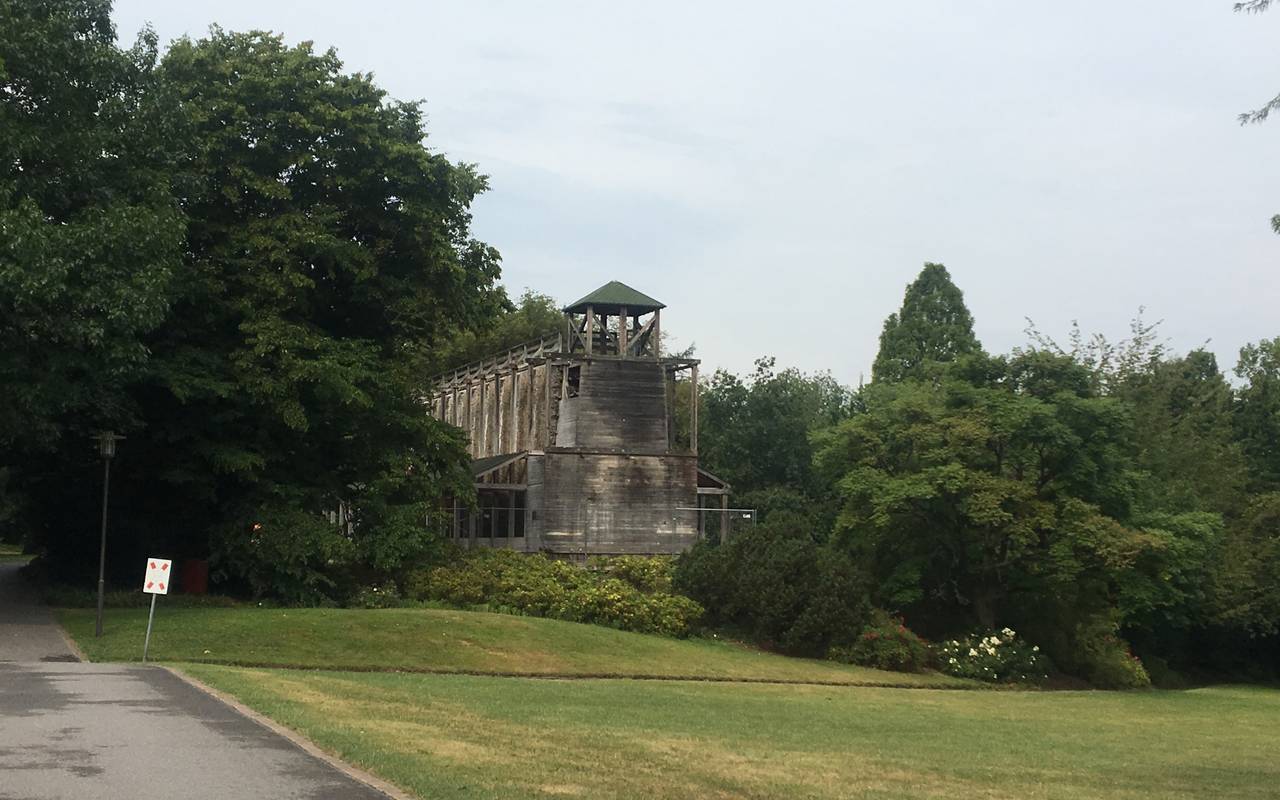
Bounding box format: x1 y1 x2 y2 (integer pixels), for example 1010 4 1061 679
539 452 698 555
431 361 557 458
555 360 667 451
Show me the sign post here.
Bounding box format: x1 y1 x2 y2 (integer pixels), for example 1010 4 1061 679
141 558 171 663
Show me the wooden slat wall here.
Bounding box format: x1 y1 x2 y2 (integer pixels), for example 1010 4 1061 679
538 452 699 555
555 360 667 451
429 362 558 459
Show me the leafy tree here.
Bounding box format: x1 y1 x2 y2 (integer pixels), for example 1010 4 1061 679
816 352 1142 630
1120 350 1247 515
0 0 184 454
699 357 852 505
1212 493 1280 638
1234 0 1280 232
22 29 502 595
1021 311 1167 396
1234 338 1280 492
431 289 562 372
872 263 981 382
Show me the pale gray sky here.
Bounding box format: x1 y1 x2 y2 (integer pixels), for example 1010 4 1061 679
113 1 1278 384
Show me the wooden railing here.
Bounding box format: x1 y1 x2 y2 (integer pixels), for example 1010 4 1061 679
429 332 563 390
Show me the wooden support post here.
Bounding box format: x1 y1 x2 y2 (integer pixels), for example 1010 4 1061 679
480 378 489 457
585 305 594 356
690 363 699 455
652 310 661 358
495 374 504 455
544 361 553 446
619 306 628 358
663 366 672 451
720 494 730 544
465 382 473 454
511 365 519 452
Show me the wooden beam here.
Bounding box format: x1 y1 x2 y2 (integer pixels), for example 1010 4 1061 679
511 365 519 451
627 312 658 356
618 306 628 358
690 362 699 455
585 305 594 356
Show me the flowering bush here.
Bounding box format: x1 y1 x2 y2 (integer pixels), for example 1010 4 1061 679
403 550 703 637
828 610 930 673
934 628 1049 683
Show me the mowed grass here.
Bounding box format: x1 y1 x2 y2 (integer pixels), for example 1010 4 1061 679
0 543 31 563
181 665 1280 800
58 606 963 686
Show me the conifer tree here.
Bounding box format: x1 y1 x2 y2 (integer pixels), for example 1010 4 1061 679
871 263 981 382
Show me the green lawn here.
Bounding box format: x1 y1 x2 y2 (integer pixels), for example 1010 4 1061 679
182 665 1280 800
58 606 963 687
0 542 31 563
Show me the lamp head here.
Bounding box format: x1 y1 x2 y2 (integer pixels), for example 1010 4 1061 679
95 431 125 459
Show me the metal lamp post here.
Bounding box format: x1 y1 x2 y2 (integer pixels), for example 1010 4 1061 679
94 431 124 638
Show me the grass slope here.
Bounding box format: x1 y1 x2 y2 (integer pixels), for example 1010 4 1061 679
183 665 1280 800
0 543 31 563
59 606 962 686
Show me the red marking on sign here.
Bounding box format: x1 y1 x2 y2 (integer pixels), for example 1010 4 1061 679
158 582 165 590
150 561 157 569
147 581 154 589
160 563 168 571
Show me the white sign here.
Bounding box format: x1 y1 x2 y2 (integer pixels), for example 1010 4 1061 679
143 558 172 595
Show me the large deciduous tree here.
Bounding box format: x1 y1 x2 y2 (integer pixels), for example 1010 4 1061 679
21 27 504 599
698 357 853 524
871 263 981 382
0 0 184 453
1234 338 1280 492
816 351 1142 631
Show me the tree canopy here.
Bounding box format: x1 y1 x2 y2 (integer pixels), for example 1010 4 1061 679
4 14 505 600
871 263 981 382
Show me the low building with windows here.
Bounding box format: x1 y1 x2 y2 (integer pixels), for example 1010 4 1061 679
427 281 730 557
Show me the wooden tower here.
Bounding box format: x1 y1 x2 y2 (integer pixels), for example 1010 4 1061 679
427 281 729 556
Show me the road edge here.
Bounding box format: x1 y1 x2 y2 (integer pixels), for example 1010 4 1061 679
56 616 87 662
161 665 415 800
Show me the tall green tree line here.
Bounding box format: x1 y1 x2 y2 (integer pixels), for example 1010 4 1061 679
2 2 508 600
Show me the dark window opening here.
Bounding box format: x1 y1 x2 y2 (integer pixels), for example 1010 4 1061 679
513 491 526 538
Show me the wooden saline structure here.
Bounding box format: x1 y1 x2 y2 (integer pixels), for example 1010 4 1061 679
427 281 730 557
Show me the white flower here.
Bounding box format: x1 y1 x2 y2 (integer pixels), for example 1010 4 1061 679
1001 627 1015 637
949 657 958 664
969 648 978 657
1032 645 1039 652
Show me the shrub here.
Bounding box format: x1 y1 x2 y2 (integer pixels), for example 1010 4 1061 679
673 525 871 656
211 506 355 604
346 580 402 609
589 555 674 594
935 628 1050 684
1079 633 1151 689
404 550 703 636
829 610 930 672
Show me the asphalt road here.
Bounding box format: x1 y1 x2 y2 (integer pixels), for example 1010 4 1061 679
0 562 392 800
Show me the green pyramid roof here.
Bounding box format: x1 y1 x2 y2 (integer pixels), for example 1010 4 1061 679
563 281 665 314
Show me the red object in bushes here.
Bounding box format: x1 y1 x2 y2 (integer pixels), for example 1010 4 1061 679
180 559 209 595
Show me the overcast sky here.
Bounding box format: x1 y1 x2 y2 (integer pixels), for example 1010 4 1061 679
113 1 1277 384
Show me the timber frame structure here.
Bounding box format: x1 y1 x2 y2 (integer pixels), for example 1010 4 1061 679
427 281 729 556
